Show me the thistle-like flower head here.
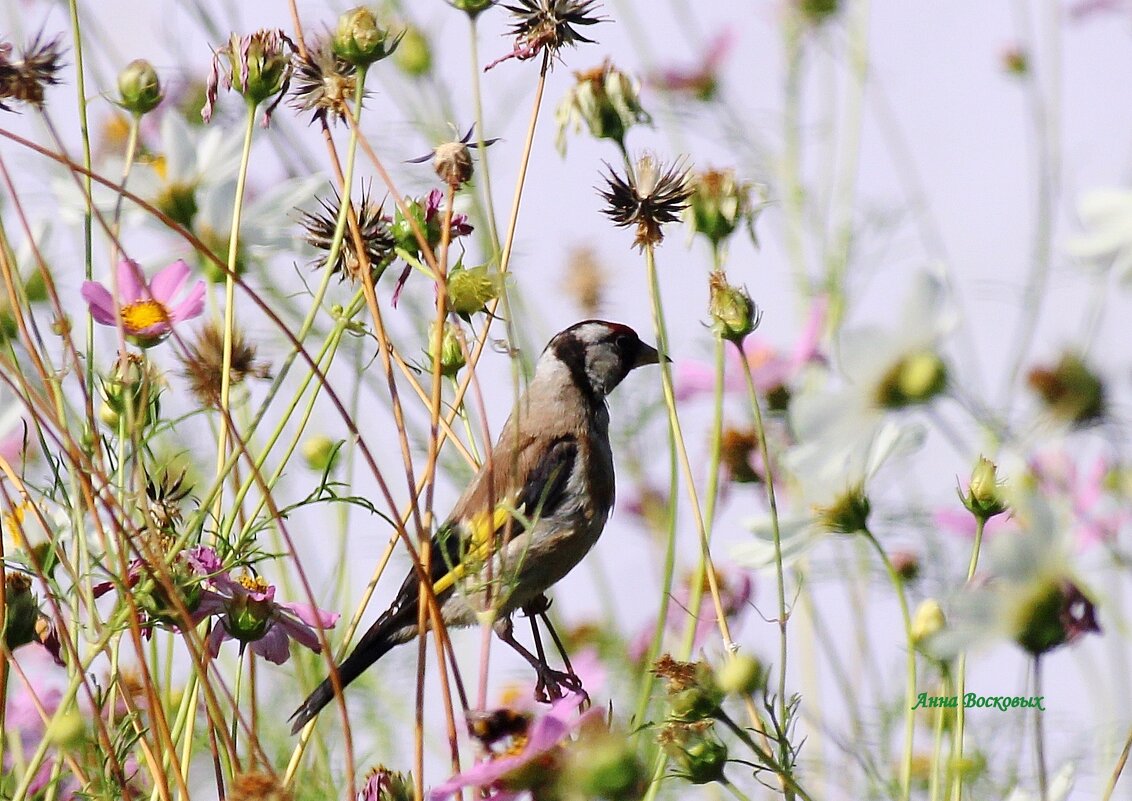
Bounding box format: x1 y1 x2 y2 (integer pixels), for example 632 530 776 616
289 39 358 125
0 32 65 111
180 323 271 409
494 0 604 69
599 153 692 250
298 187 396 282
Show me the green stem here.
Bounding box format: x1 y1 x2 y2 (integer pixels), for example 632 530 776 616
468 17 501 260
213 99 259 527
951 514 986 801
862 526 916 801
1033 656 1047 801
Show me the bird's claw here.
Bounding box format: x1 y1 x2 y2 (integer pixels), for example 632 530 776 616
533 666 589 709
521 594 553 616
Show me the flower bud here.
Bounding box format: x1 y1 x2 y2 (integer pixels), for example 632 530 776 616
689 169 760 249
556 61 650 154
446 263 500 317
911 599 946 650
302 435 340 473
1027 352 1106 427
659 722 729 785
451 0 494 17
565 729 646 800
708 271 759 344
100 353 163 431
394 26 431 77
24 268 48 303
876 350 948 408
334 7 402 67
427 322 466 377
891 551 921 583
715 654 764 696
652 655 723 722
962 456 1007 520
4 573 40 651
45 704 86 749
117 59 163 115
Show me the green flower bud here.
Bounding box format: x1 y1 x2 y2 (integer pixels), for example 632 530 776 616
659 722 729 785
24 268 48 303
117 59 163 115
708 271 759 344
1027 352 1106 427
565 729 646 800
911 599 946 650
875 349 948 408
1011 580 1099 656
302 435 340 473
428 322 466 377
715 654 765 696
100 353 163 431
556 61 650 154
961 456 1007 520
451 0 494 17
689 169 760 249
814 486 871 535
334 7 402 67
394 26 431 77
652 655 723 722
45 704 86 749
447 263 500 317
4 573 40 651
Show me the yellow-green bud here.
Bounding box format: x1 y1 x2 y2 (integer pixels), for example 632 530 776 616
689 169 758 249
334 7 402 67
799 0 840 24
962 456 1007 520
446 264 500 317
428 322 466 377
228 31 292 106
565 730 646 800
302 435 340 473
45 704 86 749
715 654 764 696
911 599 946 650
708 271 759 344
395 26 432 77
117 59 163 115
660 723 729 785
99 354 162 431
24 268 48 303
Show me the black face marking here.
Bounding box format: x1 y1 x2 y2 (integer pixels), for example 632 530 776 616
552 332 601 407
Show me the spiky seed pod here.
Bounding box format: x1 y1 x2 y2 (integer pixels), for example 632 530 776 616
599 153 693 251
298 188 395 281
180 323 270 408
501 0 604 65
289 40 358 125
0 32 65 111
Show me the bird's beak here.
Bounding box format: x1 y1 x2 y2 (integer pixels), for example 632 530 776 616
633 341 669 368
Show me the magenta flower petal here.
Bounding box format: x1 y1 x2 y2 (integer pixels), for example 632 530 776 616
207 622 228 658
80 281 117 325
274 616 321 653
168 279 206 323
252 626 292 664
150 259 191 303
116 259 146 302
279 601 340 630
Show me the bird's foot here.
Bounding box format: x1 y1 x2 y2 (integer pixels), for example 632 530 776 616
533 665 589 709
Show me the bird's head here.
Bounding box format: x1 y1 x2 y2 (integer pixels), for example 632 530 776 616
542 320 664 402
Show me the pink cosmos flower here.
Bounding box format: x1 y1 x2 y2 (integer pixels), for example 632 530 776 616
193 558 339 664
1029 450 1129 548
675 297 826 402
650 30 734 101
430 694 598 801
81 259 205 348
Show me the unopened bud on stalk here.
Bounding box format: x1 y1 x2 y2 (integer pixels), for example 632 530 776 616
708 271 759 344
961 456 1007 520
117 59 163 115
715 653 764 696
659 722 729 785
911 599 946 650
556 61 650 154
302 435 340 473
334 7 402 67
395 26 431 77
428 322 466 377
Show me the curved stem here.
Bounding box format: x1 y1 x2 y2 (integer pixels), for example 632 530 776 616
950 514 986 801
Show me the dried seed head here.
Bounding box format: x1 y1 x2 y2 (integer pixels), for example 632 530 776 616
180 323 271 408
230 771 292 801
289 39 358 125
0 32 65 112
495 0 604 69
298 187 395 282
145 470 194 531
203 29 294 124
556 60 649 153
599 153 693 251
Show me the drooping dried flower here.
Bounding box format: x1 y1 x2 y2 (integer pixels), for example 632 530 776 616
298 187 395 282
492 0 604 70
555 60 650 153
180 323 271 408
289 39 358 125
599 153 692 250
0 32 65 112
203 29 295 125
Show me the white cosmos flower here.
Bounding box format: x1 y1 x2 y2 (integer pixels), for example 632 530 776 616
1065 187 1132 283
1004 764 1074 801
735 419 925 570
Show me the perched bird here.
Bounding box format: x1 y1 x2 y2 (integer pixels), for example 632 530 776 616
289 320 662 734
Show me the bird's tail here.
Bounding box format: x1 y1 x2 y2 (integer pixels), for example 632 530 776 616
288 610 408 734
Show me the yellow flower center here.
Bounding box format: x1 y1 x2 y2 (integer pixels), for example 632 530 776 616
236 573 270 593
120 300 170 333
150 153 168 181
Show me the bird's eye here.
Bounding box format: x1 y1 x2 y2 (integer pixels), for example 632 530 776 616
614 333 634 352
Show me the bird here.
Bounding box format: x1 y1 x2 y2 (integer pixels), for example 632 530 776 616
289 320 663 734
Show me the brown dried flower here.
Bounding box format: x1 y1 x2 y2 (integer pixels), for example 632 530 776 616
181 324 270 408
599 153 692 250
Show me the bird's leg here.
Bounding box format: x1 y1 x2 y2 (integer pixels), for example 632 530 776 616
494 614 580 705
522 596 587 707
536 610 589 709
